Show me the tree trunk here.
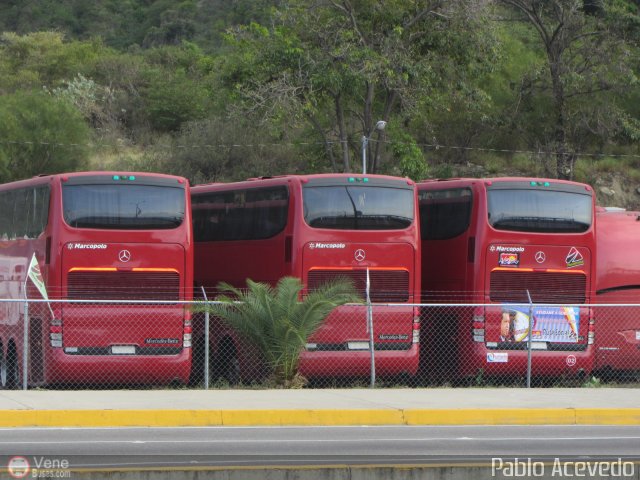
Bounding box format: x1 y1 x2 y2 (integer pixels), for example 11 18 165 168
306 113 337 172
335 93 350 172
549 60 570 180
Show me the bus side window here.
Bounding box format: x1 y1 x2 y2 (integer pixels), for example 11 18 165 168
0 191 10 240
419 188 472 240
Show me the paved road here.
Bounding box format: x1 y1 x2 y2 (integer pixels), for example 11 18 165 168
1 425 639 468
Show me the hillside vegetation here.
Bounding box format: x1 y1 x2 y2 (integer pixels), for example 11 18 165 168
0 1 639 207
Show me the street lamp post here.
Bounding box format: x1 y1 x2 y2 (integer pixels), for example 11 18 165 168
362 120 387 174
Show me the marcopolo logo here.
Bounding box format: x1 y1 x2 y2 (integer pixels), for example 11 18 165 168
67 243 108 250
308 242 346 249
494 246 526 253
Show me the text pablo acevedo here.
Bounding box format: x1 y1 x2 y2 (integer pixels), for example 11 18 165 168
492 458 635 478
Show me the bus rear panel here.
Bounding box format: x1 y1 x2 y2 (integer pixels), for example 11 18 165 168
0 172 193 388
419 178 595 383
192 174 421 382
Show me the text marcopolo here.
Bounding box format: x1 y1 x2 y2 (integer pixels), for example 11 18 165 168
68 243 108 249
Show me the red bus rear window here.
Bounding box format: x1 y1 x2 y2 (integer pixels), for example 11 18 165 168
487 186 592 233
303 185 413 230
63 184 185 230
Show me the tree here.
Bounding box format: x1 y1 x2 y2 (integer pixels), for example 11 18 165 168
204 277 360 387
142 4 197 48
222 0 496 174
165 117 305 184
0 91 90 182
497 0 639 179
0 32 109 93
139 43 214 132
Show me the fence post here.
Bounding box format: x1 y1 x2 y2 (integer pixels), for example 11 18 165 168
200 286 210 390
22 300 28 391
526 290 533 388
366 268 376 388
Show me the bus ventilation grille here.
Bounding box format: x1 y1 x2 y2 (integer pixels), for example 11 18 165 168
67 271 180 301
490 270 586 304
307 269 410 303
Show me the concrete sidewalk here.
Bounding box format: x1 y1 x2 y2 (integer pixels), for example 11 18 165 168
1 388 639 427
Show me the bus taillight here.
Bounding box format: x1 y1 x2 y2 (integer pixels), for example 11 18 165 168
588 308 595 345
183 309 192 347
412 307 420 344
472 307 485 343
50 318 63 348
50 331 62 348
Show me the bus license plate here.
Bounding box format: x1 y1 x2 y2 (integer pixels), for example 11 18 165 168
347 342 370 350
111 345 136 355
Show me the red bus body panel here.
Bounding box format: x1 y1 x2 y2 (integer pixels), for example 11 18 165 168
0 172 193 387
192 174 421 379
594 209 640 373
418 177 595 381
61 242 186 347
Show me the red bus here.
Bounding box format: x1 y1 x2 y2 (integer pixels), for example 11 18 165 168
0 172 193 388
417 177 596 383
191 174 421 382
594 207 640 378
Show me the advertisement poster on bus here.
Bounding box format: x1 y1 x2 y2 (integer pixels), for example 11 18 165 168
500 305 579 343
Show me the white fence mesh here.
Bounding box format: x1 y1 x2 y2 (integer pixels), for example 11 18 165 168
0 299 638 389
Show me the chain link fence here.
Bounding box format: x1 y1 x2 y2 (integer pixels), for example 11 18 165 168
1 298 639 389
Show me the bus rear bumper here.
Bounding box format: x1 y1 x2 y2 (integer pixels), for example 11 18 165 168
44 349 191 386
297 344 419 378
461 345 594 379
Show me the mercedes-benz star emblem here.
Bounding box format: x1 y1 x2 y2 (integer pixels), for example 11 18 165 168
119 250 131 262
535 251 546 264
354 249 366 262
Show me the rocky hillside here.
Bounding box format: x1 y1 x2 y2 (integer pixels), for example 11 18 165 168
593 173 640 211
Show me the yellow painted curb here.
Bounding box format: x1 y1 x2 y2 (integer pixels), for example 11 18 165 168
404 408 577 425
0 408 639 427
220 409 404 426
2 410 224 427
404 408 640 425
575 408 640 425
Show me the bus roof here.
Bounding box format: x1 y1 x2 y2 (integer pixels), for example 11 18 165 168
0 171 188 192
192 173 415 190
416 176 592 189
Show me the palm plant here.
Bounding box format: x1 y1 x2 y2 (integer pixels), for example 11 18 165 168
205 276 360 387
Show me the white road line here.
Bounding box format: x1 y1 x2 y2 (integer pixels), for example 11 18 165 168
0 436 639 445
